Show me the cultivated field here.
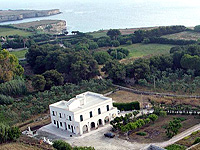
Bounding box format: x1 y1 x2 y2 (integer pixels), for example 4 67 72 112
162 31 200 41
10 49 28 59
119 43 174 63
0 27 33 37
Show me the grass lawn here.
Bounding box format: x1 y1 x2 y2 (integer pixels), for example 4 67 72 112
0 27 33 37
127 115 200 143
162 31 200 41
10 49 28 59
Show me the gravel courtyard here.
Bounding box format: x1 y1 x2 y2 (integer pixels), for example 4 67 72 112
38 124 148 150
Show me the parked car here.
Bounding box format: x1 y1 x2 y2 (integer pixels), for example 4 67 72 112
104 132 115 138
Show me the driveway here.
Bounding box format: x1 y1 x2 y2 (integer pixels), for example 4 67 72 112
38 123 148 150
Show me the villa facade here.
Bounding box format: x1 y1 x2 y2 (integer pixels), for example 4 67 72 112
49 91 118 135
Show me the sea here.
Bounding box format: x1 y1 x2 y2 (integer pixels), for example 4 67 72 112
0 0 200 33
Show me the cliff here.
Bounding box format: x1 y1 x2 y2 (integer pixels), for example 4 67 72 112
0 9 61 23
13 20 67 34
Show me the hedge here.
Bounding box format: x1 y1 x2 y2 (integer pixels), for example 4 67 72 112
113 101 140 111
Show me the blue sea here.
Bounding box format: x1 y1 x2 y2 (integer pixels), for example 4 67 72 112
0 0 200 32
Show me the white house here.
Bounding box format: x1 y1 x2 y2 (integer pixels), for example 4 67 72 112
49 91 118 135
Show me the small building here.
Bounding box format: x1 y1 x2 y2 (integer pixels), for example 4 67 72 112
49 91 118 135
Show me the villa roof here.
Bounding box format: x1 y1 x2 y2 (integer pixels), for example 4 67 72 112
50 91 111 112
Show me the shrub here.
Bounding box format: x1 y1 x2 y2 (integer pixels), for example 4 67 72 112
136 132 147 136
113 101 140 111
165 144 186 150
53 140 72 150
175 117 186 122
0 79 27 96
110 40 120 47
0 123 21 144
0 94 14 105
193 137 200 145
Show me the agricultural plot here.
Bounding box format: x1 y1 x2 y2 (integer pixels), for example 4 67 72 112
0 27 33 37
119 43 174 63
10 49 28 59
162 31 200 41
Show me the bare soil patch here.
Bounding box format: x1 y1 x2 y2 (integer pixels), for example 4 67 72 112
109 90 200 108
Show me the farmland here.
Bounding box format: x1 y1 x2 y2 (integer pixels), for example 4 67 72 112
162 31 200 41
119 43 174 63
0 27 33 37
10 49 28 59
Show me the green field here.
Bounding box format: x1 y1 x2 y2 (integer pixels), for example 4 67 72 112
10 49 28 59
88 31 107 38
120 43 174 59
0 27 33 37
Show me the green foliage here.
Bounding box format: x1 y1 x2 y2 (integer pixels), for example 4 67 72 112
53 140 73 150
110 40 120 47
175 117 186 122
193 137 200 145
0 79 27 96
107 48 129 60
0 123 21 144
0 49 24 83
194 25 200 32
32 75 46 91
42 70 64 90
165 144 186 150
8 79 112 124
166 118 182 138
93 51 111 65
102 60 126 82
148 114 158 123
0 94 14 105
107 29 121 40
136 132 147 136
113 101 140 111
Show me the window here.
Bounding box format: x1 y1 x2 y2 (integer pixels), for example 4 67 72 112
59 113 62 118
106 105 109 111
60 122 62 127
80 115 83 121
98 108 101 114
68 125 71 129
52 111 55 116
69 116 72 121
90 111 93 118
54 120 56 124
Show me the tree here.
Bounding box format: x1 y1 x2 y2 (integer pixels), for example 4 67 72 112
42 70 64 90
32 75 46 91
0 49 24 83
194 25 200 32
102 60 126 82
148 114 158 123
53 140 72 150
107 29 121 40
166 118 182 138
93 51 111 65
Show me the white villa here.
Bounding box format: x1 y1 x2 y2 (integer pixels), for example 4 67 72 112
49 91 118 135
